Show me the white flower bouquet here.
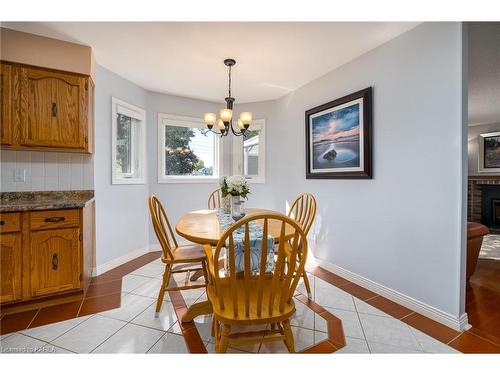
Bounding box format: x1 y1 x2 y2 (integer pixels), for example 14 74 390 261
219 175 250 199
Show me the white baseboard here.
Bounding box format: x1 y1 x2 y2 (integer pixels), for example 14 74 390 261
315 257 469 332
93 244 161 276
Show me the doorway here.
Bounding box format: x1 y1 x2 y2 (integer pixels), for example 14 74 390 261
466 22 500 344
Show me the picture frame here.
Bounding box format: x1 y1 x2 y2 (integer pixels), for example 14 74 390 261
478 131 500 173
305 87 372 179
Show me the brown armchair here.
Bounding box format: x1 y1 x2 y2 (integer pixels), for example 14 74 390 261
467 222 489 285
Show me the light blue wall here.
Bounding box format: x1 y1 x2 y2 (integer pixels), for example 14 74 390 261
94 66 149 266
241 23 466 318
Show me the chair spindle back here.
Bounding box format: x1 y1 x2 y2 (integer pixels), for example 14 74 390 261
204 213 308 319
208 188 223 210
288 193 317 236
148 195 178 261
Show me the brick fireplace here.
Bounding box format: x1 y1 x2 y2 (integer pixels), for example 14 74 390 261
468 176 500 233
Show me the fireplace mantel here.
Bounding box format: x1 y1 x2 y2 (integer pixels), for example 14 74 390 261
468 176 500 184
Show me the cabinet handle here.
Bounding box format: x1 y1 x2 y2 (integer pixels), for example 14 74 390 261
0 220 4 226
44 216 65 223
51 102 58 117
52 253 58 270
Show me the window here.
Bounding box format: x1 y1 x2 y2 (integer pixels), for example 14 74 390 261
233 119 266 183
158 114 221 183
111 97 146 184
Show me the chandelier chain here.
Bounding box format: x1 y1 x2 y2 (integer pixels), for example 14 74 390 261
228 65 232 98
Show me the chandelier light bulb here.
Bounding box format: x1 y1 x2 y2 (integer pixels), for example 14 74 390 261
239 112 253 126
218 119 226 130
204 112 216 126
237 119 245 130
220 108 233 123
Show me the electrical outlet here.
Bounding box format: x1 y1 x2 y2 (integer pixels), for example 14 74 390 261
14 168 26 182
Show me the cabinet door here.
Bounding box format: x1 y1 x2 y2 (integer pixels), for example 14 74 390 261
19 67 88 150
0 233 22 303
30 228 81 297
0 63 13 145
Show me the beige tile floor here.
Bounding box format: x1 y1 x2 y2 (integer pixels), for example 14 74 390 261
0 258 460 354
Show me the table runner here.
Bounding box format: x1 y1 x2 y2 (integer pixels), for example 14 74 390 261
215 209 275 273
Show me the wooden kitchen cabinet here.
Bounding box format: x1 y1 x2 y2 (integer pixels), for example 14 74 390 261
0 202 95 314
30 228 81 297
0 213 22 303
0 61 94 153
0 232 22 304
0 62 14 145
19 66 88 150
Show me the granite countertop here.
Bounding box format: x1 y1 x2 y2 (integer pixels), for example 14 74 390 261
0 190 95 212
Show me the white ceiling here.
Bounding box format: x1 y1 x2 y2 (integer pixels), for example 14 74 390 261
3 22 418 103
469 22 500 126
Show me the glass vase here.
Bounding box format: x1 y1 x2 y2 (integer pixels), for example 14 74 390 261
231 196 244 221
221 195 231 213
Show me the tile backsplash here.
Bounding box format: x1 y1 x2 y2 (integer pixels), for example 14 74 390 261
0 150 94 192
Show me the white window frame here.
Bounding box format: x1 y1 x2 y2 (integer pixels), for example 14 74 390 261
232 119 266 183
111 97 146 185
158 113 222 184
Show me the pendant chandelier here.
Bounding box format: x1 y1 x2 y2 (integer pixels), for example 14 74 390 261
204 58 252 137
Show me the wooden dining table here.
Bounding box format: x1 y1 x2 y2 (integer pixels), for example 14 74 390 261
175 208 294 322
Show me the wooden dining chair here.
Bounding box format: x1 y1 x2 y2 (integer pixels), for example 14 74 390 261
287 193 317 298
204 212 308 353
208 188 222 210
148 195 208 316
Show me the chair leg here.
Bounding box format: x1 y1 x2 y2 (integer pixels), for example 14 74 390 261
155 264 171 317
201 260 209 285
282 319 295 353
211 315 216 337
302 271 312 299
217 324 231 353
214 318 220 352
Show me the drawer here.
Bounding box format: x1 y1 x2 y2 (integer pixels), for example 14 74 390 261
30 209 79 231
0 213 21 233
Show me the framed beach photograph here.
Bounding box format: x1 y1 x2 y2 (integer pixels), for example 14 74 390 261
305 87 372 179
479 131 500 173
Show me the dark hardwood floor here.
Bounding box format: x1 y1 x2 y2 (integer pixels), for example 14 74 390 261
467 258 500 345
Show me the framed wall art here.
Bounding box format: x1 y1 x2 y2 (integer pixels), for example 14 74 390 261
479 131 500 173
305 87 372 179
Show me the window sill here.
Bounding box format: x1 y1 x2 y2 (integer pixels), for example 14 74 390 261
157 176 220 184
112 177 146 185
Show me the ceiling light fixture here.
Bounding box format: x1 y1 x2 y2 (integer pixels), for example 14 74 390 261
204 59 252 137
